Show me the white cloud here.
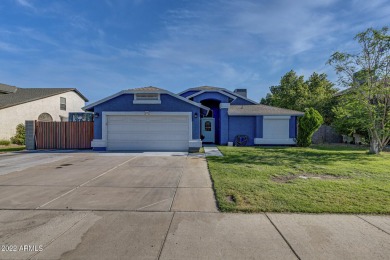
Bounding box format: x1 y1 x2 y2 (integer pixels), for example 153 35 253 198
15 0 33 8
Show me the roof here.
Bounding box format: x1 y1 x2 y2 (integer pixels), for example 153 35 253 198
130 86 165 92
186 89 237 100
83 86 210 112
179 86 258 105
0 83 17 94
228 105 304 116
186 86 225 91
0 87 88 110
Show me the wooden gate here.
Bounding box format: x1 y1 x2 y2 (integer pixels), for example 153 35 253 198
35 121 94 149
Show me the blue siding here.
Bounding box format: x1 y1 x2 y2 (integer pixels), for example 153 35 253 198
192 92 230 103
180 90 199 98
255 116 263 138
228 116 256 145
289 116 297 138
220 108 229 144
93 93 201 140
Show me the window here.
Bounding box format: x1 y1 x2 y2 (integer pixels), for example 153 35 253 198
60 97 66 111
38 113 53 122
205 121 212 131
133 93 161 104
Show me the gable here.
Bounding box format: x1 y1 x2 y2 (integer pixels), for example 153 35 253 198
179 90 199 98
191 91 233 103
181 87 258 105
84 90 209 113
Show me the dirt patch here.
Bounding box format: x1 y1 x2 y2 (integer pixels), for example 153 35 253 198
272 173 345 183
226 195 236 203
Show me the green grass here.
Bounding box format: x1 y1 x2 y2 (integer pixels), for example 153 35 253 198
0 145 25 152
207 145 390 214
0 140 11 146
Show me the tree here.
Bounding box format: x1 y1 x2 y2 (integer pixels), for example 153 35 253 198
260 70 338 124
297 108 323 147
328 27 390 154
10 123 25 145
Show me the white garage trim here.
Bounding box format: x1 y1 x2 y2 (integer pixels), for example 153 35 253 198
91 111 195 151
102 111 192 141
254 115 296 145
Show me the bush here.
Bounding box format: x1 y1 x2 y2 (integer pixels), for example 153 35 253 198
0 140 11 146
297 108 323 147
10 124 25 145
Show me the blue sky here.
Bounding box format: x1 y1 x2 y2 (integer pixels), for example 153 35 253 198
0 0 389 103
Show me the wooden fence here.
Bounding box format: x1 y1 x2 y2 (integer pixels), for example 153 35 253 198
35 121 94 149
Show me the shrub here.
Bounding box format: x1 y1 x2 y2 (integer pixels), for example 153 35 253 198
10 123 25 145
0 140 11 146
297 108 323 147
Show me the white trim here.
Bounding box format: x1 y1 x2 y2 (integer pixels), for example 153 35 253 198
134 93 160 101
102 111 193 147
186 90 237 100
254 138 296 145
83 90 209 111
264 116 291 120
219 103 230 109
177 89 197 96
83 90 126 111
133 100 162 104
91 139 106 147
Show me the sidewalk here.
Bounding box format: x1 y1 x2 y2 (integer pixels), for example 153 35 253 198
204 145 223 157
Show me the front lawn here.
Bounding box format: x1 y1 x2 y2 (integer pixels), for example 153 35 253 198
0 145 25 153
207 145 390 214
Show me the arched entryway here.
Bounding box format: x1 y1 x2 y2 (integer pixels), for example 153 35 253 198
200 99 221 144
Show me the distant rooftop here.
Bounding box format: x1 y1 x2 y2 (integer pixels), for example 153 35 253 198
0 84 88 109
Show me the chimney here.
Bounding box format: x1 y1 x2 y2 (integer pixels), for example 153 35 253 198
233 89 247 98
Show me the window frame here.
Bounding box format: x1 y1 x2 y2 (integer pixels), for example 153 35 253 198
60 97 66 111
133 93 161 104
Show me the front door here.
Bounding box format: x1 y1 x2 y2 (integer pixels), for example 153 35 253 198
201 118 215 143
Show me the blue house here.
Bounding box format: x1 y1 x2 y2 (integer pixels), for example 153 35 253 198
83 86 304 151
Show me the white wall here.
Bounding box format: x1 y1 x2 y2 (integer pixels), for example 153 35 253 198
0 91 85 140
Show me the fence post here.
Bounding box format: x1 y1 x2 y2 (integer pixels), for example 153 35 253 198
25 120 36 150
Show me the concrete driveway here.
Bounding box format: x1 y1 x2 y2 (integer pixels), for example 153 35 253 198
0 152 389 259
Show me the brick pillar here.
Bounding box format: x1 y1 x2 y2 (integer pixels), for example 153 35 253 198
25 120 36 150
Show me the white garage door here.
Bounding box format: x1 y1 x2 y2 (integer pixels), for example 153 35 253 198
263 117 289 139
107 114 190 151
260 116 294 145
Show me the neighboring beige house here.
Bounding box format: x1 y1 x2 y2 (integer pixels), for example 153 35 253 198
0 83 88 140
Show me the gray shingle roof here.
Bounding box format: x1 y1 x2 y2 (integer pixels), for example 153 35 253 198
0 87 88 109
228 105 304 116
130 86 165 92
0 83 17 94
187 86 224 91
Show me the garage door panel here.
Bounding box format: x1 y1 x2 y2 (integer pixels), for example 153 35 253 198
108 116 187 123
108 124 188 132
106 114 190 151
263 119 289 139
107 141 188 151
108 133 188 141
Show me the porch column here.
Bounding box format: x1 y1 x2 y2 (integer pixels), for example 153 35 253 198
219 103 230 145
